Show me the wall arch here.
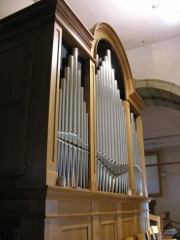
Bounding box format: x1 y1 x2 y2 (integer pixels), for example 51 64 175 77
135 79 180 111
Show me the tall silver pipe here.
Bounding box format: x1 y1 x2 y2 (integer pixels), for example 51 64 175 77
60 78 66 140
95 50 130 194
77 70 81 146
68 55 74 143
64 67 70 141
57 48 89 189
73 48 78 145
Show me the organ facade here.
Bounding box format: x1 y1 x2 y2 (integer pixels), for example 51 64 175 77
0 1 150 239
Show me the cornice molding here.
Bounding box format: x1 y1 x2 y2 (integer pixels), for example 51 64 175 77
0 0 56 40
128 92 145 115
56 0 94 58
0 0 94 60
46 185 150 203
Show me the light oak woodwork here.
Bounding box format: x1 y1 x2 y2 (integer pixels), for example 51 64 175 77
47 22 62 184
136 232 146 240
45 187 150 240
123 101 135 195
91 22 134 101
84 60 98 191
136 116 148 197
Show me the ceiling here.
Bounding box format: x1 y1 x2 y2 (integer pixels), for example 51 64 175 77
66 0 180 50
1 0 180 150
1 0 180 50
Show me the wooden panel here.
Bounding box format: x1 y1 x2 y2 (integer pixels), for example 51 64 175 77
61 225 89 240
98 202 117 213
46 22 62 185
121 202 134 211
46 187 150 240
45 219 58 240
57 200 91 215
122 217 134 238
0 35 35 176
59 217 91 240
100 221 116 240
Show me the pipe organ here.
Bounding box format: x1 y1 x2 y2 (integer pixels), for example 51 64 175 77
0 1 150 239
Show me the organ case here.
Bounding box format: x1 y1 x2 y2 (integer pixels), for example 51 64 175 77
0 0 150 239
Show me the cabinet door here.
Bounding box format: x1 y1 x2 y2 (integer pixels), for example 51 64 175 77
0 35 35 176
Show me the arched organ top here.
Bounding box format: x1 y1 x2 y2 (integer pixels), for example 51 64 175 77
96 40 125 100
91 22 144 114
91 22 147 196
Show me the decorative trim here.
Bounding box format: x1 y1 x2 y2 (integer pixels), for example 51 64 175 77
128 92 145 115
91 22 135 101
55 0 94 59
0 1 56 40
46 210 149 218
46 186 150 203
0 0 94 61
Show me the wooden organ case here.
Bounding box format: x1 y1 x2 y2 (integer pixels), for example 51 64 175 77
0 1 150 239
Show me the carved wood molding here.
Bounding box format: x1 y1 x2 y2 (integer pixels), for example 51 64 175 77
0 0 94 61
46 186 150 203
0 1 56 40
90 22 135 100
56 0 94 59
128 91 145 114
46 209 149 218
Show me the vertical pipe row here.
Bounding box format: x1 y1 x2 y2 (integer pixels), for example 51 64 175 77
57 48 89 189
96 50 129 194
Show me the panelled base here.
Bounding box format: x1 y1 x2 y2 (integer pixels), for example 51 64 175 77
45 186 150 240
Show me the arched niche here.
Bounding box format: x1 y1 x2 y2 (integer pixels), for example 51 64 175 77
91 22 144 114
135 79 180 111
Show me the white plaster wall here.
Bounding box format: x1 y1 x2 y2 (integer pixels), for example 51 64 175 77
126 37 180 86
142 106 180 139
154 146 180 222
0 0 34 19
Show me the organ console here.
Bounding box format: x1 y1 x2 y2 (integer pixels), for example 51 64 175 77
0 1 150 239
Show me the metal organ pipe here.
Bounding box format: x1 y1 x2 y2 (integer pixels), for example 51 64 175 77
57 47 142 195
96 50 129 194
57 48 89 189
